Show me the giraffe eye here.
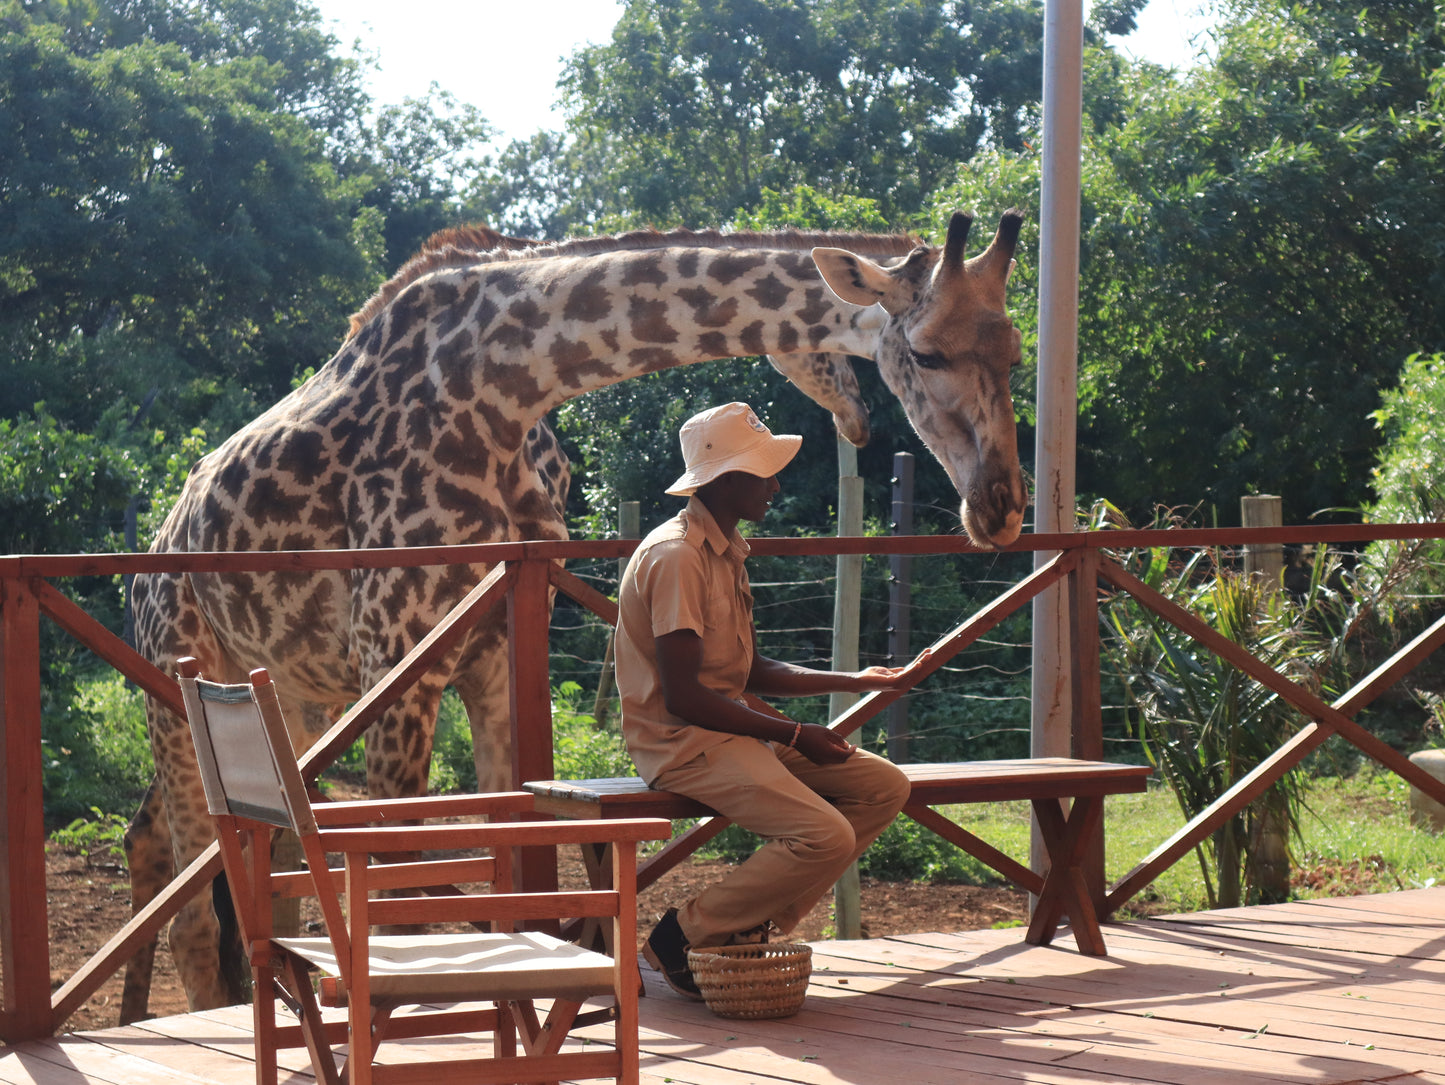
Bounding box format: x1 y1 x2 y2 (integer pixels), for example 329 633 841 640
908 347 949 370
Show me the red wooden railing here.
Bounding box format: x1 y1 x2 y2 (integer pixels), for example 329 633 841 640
3 524 1445 1042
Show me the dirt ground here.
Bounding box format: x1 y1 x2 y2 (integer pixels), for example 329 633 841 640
33 840 1029 1035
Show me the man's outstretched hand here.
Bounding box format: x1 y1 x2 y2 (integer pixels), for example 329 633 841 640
852 647 934 692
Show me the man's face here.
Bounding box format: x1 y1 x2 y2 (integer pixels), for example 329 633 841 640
710 470 781 523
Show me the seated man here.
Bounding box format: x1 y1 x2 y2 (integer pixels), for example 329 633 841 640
614 401 921 998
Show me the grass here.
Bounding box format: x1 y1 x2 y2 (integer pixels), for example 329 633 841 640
930 765 1445 916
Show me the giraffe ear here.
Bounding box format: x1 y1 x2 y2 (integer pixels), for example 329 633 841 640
811 247 897 309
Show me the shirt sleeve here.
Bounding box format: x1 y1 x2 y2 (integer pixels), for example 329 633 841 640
635 538 708 640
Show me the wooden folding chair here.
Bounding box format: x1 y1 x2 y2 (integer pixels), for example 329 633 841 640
177 657 670 1085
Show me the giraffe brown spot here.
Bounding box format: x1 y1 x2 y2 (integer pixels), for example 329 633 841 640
481 357 548 410
508 296 551 330
403 520 446 547
600 329 620 352
558 356 620 391
547 334 597 371
780 252 822 281
434 331 477 401
245 476 309 528
435 414 489 476
697 330 729 358
477 401 525 451
628 295 678 343
396 462 430 522
431 279 480 339
745 272 791 311
381 286 435 355
217 459 248 501
774 320 799 354
563 267 612 322
677 251 700 278
707 251 767 285
739 321 768 356
797 286 833 326
620 252 668 287
484 321 536 350
678 285 740 328
630 347 683 371
486 269 524 297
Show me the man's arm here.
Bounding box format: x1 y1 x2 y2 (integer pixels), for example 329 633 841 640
746 652 930 699
654 629 857 765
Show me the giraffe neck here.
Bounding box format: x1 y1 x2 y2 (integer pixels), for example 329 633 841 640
348 244 885 448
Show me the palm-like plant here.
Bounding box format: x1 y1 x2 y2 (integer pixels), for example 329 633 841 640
1102 531 1351 908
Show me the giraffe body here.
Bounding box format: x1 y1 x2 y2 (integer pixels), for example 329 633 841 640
122 214 1027 1019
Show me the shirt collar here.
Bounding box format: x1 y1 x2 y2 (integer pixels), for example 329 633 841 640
685 495 751 560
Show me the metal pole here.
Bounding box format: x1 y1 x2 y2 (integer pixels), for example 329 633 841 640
1031 0 1084 881
887 452 914 762
1031 0 1083 757
831 436 865 940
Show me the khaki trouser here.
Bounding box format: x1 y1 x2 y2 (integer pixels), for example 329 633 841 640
652 736 911 949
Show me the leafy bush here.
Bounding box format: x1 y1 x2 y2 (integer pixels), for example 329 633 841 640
45 670 154 824
425 682 634 794
1360 352 1445 620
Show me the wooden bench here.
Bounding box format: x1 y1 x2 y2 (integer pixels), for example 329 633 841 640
526 757 1153 956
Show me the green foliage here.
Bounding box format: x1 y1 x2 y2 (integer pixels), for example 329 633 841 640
858 816 996 884
50 807 130 867
0 2 375 411
44 670 154 825
550 682 635 780
426 683 635 793
553 0 1042 227
1075 0 1445 522
0 407 136 554
1359 352 1445 613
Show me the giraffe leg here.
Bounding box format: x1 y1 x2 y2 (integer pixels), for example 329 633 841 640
119 778 168 1024
452 634 513 795
129 568 246 1014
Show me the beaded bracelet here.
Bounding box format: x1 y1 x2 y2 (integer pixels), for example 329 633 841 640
787 721 802 748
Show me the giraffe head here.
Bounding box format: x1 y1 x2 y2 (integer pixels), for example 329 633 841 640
812 210 1028 548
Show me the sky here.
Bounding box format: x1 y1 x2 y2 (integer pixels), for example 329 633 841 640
310 0 1215 150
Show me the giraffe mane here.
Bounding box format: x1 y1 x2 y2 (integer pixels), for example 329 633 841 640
347 224 925 340
346 225 542 338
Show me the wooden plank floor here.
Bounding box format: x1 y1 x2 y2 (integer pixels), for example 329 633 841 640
4 887 1444 1085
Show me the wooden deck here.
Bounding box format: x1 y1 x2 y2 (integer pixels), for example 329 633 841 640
4 887 1444 1085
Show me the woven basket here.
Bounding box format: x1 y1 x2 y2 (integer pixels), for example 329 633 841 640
686 943 813 1019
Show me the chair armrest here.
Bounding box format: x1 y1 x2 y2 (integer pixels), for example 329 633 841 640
318 817 672 854
310 791 537 826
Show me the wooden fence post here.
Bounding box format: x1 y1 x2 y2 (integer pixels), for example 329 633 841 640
0 574 53 1042
1068 547 1107 915
1241 493 1290 902
591 501 640 726
1242 494 1284 584
509 556 558 899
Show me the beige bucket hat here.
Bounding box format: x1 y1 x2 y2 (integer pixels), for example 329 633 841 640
664 402 802 497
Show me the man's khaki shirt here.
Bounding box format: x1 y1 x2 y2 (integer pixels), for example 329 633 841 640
614 497 755 784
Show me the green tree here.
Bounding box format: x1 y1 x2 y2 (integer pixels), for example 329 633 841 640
1078 0 1445 521
553 0 1044 227
939 0 1445 523
1 0 376 418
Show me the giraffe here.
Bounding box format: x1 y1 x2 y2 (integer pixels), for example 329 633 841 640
121 210 1028 1020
